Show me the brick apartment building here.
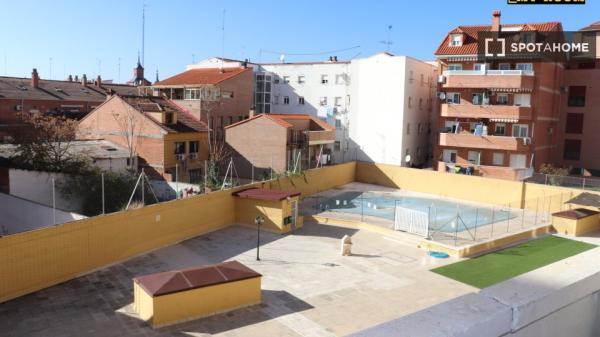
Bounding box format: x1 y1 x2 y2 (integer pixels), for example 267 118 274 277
0 65 148 140
434 10 564 180
151 66 253 141
78 95 209 183
225 113 335 180
557 21 600 173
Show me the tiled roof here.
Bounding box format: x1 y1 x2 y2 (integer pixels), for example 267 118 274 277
134 261 261 297
154 67 250 86
120 95 209 133
224 113 335 131
0 76 139 101
580 21 600 32
0 140 129 160
435 22 562 56
233 188 301 201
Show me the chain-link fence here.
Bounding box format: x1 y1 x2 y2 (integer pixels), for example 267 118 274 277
527 173 600 192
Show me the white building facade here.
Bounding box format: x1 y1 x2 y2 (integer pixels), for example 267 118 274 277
187 54 437 166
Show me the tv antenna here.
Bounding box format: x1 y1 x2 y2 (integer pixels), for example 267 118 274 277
221 9 226 68
141 1 147 67
379 25 393 52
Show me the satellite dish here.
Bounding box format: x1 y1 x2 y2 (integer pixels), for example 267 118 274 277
438 92 446 100
405 154 411 163
279 54 286 63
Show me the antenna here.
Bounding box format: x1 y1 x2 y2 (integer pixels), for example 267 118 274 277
3 52 6 76
379 25 393 52
192 53 195 63
141 1 146 67
118 57 121 83
49 57 53 80
221 9 226 68
98 59 102 75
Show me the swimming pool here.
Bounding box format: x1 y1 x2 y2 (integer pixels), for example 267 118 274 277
315 191 516 233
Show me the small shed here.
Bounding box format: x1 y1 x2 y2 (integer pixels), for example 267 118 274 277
133 261 262 328
233 188 302 233
552 208 600 236
565 192 600 210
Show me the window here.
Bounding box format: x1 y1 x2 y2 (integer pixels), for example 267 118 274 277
446 92 461 104
297 75 305 84
283 96 290 105
298 96 305 105
499 63 511 70
408 97 412 108
334 141 341 151
174 142 185 155
495 123 506 135
274 77 280 84
334 96 342 106
189 141 199 154
493 153 504 166
321 74 329 84
443 149 457 163
512 124 529 138
406 123 411 135
468 151 481 165
473 63 487 71
274 95 279 105
497 93 509 105
568 86 586 107
319 96 328 106
565 113 584 134
335 74 345 85
222 91 234 99
472 93 483 105
283 76 290 84
516 63 533 72
450 34 462 46
447 64 463 71
184 88 201 100
189 169 202 184
164 112 174 124
514 94 531 107
522 32 535 44
420 74 424 85
563 139 582 160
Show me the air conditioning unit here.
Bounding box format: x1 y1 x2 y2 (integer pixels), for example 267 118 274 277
437 75 446 84
176 154 186 161
14 105 22 111
189 153 198 160
523 137 532 145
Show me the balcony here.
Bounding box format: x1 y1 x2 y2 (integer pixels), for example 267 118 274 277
439 132 531 151
437 161 533 181
288 130 335 146
441 104 532 120
442 70 535 90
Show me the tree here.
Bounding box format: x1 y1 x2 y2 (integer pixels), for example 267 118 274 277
8 112 85 172
111 104 145 170
201 94 234 190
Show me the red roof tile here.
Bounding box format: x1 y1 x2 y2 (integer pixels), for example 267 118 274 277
233 188 301 201
435 22 562 56
224 113 334 131
154 67 250 86
134 261 261 297
580 21 600 32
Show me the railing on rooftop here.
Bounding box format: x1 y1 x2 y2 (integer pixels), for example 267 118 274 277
443 69 535 76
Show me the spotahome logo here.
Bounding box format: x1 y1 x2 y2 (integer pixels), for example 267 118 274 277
477 31 596 62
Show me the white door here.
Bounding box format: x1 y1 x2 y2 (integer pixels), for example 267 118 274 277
509 154 527 168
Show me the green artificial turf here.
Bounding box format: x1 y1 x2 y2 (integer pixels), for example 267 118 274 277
431 236 597 289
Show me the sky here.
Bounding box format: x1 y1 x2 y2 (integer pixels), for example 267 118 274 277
0 0 598 83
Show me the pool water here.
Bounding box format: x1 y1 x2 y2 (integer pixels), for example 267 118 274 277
316 191 516 233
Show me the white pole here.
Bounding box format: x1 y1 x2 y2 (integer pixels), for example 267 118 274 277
270 155 273 179
125 172 143 210
141 168 145 205
52 177 56 225
101 173 105 215
175 163 179 199
251 164 254 184
204 160 208 193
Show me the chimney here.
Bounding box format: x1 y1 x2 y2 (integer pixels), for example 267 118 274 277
249 106 256 118
492 10 501 32
67 75 73 82
31 68 39 88
74 75 79 82
95 75 102 86
81 74 87 86
333 56 338 62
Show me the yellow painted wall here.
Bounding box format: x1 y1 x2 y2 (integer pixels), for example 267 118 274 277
150 277 261 327
235 197 300 234
0 162 355 303
134 282 154 321
355 162 525 206
552 214 600 236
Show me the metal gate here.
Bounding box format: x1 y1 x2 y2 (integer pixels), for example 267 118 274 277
394 206 429 237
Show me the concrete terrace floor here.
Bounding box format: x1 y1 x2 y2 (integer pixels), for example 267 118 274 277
0 223 474 337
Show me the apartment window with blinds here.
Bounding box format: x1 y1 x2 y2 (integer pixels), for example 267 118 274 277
298 97 305 105
446 92 461 104
512 124 529 138
283 96 290 105
447 64 463 71
565 113 584 134
497 93 509 105
174 142 185 155
568 86 586 107
189 141 199 154
563 139 582 160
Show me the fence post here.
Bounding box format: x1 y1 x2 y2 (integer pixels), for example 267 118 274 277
506 203 510 233
101 173 105 215
521 206 525 229
360 194 364 221
474 208 478 241
52 177 56 225
394 200 398 228
490 207 495 239
544 174 548 185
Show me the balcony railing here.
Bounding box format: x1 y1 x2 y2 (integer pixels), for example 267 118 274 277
441 104 532 120
288 130 336 146
439 132 531 151
442 70 535 90
437 161 533 181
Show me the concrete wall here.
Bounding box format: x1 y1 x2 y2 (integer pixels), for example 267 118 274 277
0 193 85 235
8 168 83 212
0 161 356 303
351 247 600 337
